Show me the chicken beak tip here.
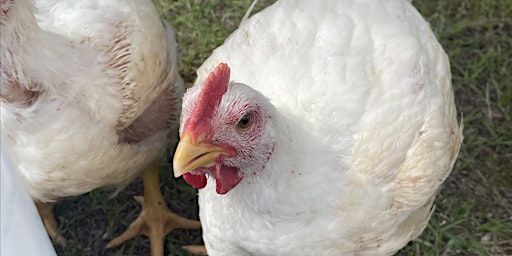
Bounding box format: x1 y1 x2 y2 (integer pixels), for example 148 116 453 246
172 132 223 179
173 169 183 178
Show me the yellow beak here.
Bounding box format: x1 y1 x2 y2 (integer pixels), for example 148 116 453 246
173 132 229 177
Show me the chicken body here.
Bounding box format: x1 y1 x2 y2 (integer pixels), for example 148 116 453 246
173 0 463 255
1 0 198 254
1 0 181 204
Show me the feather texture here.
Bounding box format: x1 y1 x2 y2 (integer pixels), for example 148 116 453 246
0 0 184 202
177 0 463 255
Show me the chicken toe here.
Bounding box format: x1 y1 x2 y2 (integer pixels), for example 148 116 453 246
106 164 201 256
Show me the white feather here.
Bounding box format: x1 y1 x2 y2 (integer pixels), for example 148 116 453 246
1 0 183 202
182 0 462 255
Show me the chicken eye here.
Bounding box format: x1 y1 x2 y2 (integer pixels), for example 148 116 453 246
237 113 253 132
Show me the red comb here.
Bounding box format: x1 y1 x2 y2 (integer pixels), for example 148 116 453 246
184 63 231 136
197 63 230 114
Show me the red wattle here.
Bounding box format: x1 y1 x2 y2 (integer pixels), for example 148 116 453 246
183 173 207 189
212 164 243 194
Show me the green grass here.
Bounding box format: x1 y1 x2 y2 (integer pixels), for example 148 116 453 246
398 0 512 255
54 0 512 255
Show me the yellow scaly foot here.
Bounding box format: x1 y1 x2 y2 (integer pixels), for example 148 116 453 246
106 164 201 256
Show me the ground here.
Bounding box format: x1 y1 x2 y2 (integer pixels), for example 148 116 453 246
54 0 511 255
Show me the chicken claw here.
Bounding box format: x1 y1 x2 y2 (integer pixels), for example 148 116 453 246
106 164 201 256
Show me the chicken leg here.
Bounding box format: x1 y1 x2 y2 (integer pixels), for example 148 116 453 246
106 163 201 256
36 201 67 246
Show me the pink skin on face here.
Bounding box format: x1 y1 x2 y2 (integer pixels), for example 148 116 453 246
181 63 244 194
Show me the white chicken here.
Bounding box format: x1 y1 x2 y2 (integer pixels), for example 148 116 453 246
173 0 463 255
0 0 199 254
